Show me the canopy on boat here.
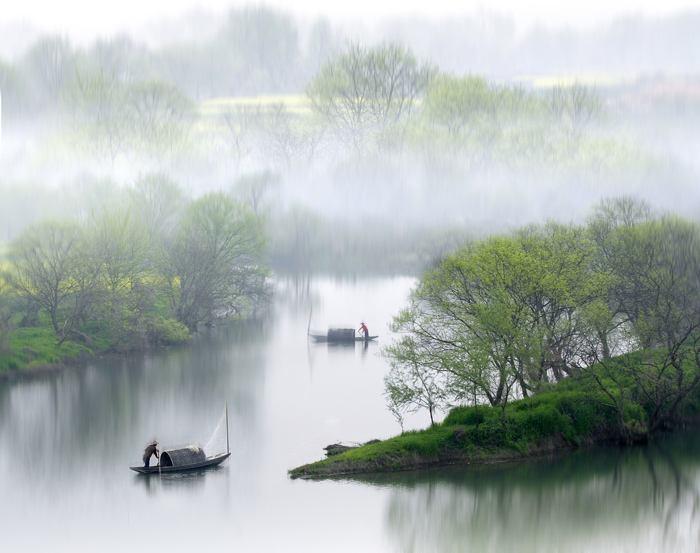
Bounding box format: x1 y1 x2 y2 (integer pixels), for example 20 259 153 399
328 328 355 341
160 445 206 467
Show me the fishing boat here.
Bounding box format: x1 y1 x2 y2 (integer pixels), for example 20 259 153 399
130 405 231 475
309 328 378 343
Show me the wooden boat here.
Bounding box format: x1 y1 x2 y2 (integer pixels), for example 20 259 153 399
130 451 230 474
310 333 378 343
130 405 231 475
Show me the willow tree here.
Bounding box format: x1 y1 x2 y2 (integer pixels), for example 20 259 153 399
164 193 267 330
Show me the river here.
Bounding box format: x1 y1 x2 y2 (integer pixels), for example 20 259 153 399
0 276 698 552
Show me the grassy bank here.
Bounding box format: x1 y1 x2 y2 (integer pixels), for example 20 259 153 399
0 326 93 372
0 316 190 374
289 354 700 479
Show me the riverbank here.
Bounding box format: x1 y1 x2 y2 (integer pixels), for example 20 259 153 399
290 354 699 479
0 319 190 374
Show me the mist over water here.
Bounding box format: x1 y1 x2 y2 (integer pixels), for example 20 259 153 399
2 4 700 256
1 277 699 553
2 3 700 552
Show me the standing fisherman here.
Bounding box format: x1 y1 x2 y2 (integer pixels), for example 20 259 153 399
143 440 159 468
358 322 369 340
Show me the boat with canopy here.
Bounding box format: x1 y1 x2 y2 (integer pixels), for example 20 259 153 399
309 328 378 343
130 405 231 475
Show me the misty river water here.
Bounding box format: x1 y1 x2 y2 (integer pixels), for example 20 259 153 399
1 276 699 553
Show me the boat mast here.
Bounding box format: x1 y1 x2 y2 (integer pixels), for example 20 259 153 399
225 402 230 454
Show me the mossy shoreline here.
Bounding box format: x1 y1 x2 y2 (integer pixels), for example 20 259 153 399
290 437 578 480
290 356 698 480
0 322 190 376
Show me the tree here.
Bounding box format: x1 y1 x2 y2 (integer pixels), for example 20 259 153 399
385 335 447 426
22 35 75 110
256 103 326 167
164 193 266 330
87 206 148 296
8 222 99 344
64 65 128 162
387 224 608 409
548 83 602 139
423 75 497 137
0 59 28 121
216 6 302 94
0 277 14 354
125 80 193 156
584 216 700 435
307 43 434 150
586 196 655 359
232 171 280 217
129 173 184 243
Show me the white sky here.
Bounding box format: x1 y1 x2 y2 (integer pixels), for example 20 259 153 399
1 0 699 40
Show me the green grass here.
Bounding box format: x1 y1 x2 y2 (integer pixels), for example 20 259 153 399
0 309 190 373
289 353 698 478
0 325 91 372
290 390 617 478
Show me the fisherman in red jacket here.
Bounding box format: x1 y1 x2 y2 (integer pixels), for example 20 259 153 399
358 322 369 340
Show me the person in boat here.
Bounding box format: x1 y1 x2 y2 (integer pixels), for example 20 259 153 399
358 322 369 340
143 440 159 468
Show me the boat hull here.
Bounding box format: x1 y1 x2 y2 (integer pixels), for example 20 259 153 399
310 334 378 343
130 452 231 475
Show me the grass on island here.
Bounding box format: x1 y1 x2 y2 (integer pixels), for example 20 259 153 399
290 352 698 479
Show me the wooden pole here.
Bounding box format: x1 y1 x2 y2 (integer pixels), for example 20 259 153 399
225 403 230 454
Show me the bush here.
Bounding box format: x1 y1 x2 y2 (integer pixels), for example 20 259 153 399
146 316 190 345
443 405 490 426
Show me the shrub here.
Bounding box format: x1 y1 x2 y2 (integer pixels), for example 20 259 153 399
443 405 490 426
146 316 190 345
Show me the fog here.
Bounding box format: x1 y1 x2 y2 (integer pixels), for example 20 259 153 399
1 3 700 273
3 5 700 553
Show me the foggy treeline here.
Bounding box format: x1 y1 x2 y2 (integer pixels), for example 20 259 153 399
1 5 700 274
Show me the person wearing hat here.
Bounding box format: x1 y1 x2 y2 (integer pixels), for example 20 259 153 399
143 440 159 468
358 321 369 341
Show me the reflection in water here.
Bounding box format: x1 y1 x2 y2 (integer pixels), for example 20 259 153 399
0 319 268 490
0 276 419 553
359 434 700 553
135 466 227 497
5 276 696 553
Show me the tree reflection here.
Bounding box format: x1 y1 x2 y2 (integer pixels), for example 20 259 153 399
349 434 700 552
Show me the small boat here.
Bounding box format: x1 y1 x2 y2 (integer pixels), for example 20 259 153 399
130 449 230 474
309 328 378 343
310 333 378 343
130 405 231 475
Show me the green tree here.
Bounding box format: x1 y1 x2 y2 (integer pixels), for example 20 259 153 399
164 193 266 330
8 222 99 344
0 277 14 354
385 335 447 426
585 216 700 435
387 223 609 411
